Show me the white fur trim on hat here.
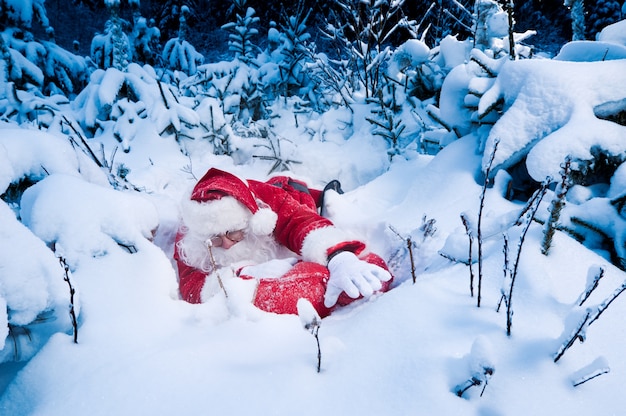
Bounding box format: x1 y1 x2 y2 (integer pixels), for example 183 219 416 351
181 196 252 237
249 207 278 236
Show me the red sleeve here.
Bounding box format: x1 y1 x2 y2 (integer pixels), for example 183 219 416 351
249 180 333 255
264 176 321 210
174 232 206 304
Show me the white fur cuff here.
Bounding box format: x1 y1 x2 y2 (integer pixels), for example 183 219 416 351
300 226 352 265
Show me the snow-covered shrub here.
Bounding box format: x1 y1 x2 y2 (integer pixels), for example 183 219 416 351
90 0 133 71
222 0 260 65
72 64 201 150
587 0 622 40
0 27 90 97
181 60 266 123
321 0 404 99
0 127 106 363
0 0 49 30
479 58 626 186
0 200 74 363
130 13 161 66
0 82 69 129
274 5 312 99
162 5 204 76
20 173 159 268
387 39 444 102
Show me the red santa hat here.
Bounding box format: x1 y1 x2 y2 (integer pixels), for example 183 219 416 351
186 168 277 236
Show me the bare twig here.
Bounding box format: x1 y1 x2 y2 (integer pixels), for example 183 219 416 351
461 212 474 297
389 225 417 284
577 266 604 307
507 181 549 336
477 139 499 307
207 245 229 299
573 367 610 387
554 310 591 363
59 257 78 344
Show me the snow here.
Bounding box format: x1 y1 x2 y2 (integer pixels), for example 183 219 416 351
480 58 626 181
2 12 626 416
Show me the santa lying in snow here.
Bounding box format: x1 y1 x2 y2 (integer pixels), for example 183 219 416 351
174 168 392 318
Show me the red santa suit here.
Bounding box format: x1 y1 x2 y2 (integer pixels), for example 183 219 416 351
174 168 392 317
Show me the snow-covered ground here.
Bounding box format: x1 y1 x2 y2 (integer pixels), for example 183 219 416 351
1 15 626 416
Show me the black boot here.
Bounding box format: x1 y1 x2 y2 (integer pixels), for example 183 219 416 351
320 180 343 217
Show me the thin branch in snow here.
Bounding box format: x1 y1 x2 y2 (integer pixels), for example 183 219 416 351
577 265 605 307
454 366 494 398
588 280 626 326
477 139 499 307
297 299 322 373
507 180 549 336
497 233 509 313
554 309 591 363
555 278 626 362
207 244 229 299
59 257 78 344
389 225 417 284
461 212 475 297
572 365 610 387
62 115 104 168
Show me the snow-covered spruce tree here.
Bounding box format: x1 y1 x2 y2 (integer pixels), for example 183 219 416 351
276 2 313 100
222 0 261 65
72 63 202 153
161 4 204 76
565 0 586 41
321 0 406 99
130 10 161 66
586 0 622 40
91 0 134 71
0 0 89 97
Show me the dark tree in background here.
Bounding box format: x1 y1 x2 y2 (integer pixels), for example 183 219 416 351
32 0 626 61
586 0 622 39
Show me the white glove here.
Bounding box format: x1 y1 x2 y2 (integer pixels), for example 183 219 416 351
239 258 298 279
324 251 392 308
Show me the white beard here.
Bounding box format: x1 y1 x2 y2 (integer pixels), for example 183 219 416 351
177 229 290 274
211 233 280 267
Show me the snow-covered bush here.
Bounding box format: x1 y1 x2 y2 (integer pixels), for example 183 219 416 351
0 25 90 97
257 5 313 102
72 64 202 150
321 0 405 99
91 0 133 71
162 5 204 75
222 0 260 65
0 127 104 363
0 200 74 363
130 13 161 66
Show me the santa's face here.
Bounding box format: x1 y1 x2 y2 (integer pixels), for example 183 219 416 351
210 232 278 267
209 230 246 249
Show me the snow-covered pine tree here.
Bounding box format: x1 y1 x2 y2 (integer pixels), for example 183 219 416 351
222 0 261 64
586 0 622 40
91 0 133 71
277 2 312 99
565 0 586 41
130 11 161 66
321 0 405 99
161 5 204 75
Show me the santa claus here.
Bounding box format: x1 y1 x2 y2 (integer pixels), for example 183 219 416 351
174 168 392 317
